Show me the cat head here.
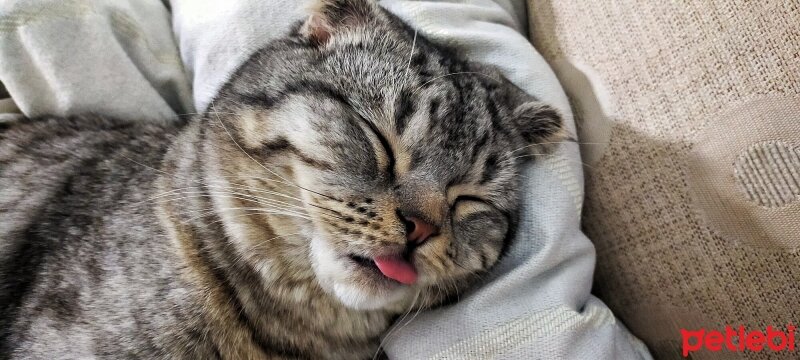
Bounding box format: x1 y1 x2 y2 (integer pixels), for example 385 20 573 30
206 0 564 310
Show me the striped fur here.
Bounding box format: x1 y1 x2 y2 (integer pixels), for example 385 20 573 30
0 0 563 358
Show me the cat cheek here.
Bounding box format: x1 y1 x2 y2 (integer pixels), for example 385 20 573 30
309 235 349 284
449 214 508 272
412 246 450 283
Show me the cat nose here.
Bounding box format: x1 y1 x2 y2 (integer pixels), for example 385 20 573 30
397 210 438 244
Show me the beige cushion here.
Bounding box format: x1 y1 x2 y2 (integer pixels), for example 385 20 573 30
526 0 800 358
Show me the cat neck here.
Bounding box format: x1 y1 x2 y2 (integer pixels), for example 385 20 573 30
155 121 394 358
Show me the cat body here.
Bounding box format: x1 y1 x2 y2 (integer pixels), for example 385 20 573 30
0 0 562 358
0 116 390 359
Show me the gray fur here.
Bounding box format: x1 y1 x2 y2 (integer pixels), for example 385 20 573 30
0 0 562 358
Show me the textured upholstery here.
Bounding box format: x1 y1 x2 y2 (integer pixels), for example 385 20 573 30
526 1 800 358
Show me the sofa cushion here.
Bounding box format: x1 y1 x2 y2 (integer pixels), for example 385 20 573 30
527 1 800 358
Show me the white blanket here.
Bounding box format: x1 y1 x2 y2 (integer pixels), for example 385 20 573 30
0 0 651 358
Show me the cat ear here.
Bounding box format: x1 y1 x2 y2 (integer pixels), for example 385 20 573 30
512 102 566 151
301 0 381 46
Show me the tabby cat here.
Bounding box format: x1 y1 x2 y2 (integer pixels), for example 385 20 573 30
0 0 563 358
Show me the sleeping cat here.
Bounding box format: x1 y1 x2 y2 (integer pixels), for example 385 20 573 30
0 0 563 358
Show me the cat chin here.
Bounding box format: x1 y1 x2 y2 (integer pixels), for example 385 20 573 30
331 282 408 310
309 234 410 311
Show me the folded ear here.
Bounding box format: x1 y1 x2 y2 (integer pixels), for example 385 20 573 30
301 0 382 46
512 102 566 153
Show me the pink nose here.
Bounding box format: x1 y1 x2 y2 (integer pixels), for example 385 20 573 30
404 216 437 244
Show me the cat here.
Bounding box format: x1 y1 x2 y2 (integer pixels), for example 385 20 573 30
0 0 563 358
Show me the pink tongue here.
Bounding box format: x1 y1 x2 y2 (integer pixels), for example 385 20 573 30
373 255 417 285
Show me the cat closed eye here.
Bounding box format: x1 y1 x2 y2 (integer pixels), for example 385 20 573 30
451 195 498 222
452 195 487 205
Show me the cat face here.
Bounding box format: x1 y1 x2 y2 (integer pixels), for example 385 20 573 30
208 0 563 310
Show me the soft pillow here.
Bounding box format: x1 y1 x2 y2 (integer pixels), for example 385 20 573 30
528 0 800 358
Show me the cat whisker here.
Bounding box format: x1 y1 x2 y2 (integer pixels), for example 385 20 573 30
203 183 306 204
512 152 550 159
148 183 345 226
181 201 307 222
210 103 341 202
207 189 306 211
232 207 315 220
184 209 309 239
402 29 418 86
169 201 312 221
166 207 312 237
120 153 295 200
387 288 427 342
449 259 488 286
513 152 597 170
413 71 499 94
148 188 310 216
173 110 239 118
205 124 299 190
154 176 306 204
245 232 304 254
452 278 461 304
306 203 345 220
373 288 421 360
200 207 312 222
233 177 307 201
122 153 310 207
509 139 608 155
122 117 336 217
201 138 302 189
143 190 307 213
228 231 305 269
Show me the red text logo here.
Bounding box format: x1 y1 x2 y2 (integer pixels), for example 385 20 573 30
681 325 796 357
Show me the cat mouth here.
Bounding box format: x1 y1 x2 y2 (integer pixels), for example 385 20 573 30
349 254 379 270
347 253 418 285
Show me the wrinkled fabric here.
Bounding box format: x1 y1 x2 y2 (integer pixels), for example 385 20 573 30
0 0 650 358
0 0 193 123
